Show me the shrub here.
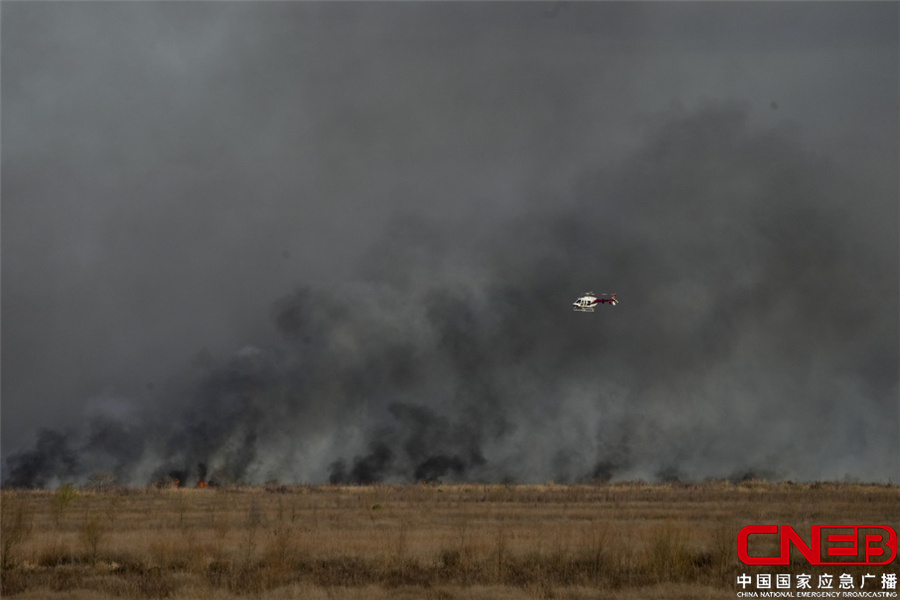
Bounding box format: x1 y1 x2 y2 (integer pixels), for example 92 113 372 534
1 496 33 568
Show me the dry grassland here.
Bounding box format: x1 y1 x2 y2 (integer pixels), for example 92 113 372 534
1 481 897 599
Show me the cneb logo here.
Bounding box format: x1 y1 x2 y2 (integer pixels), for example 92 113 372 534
737 525 897 566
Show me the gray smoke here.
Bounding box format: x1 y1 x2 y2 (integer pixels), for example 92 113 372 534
5 104 897 487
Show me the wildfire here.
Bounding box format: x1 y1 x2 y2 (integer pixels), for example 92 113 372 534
198 480 207 488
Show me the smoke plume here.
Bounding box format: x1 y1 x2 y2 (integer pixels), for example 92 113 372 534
4 105 897 487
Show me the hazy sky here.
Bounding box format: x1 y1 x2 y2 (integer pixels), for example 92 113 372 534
2 2 897 485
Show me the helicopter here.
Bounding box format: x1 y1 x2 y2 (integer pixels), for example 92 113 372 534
573 292 617 312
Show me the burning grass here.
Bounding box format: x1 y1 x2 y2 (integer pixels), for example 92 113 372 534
1 481 897 599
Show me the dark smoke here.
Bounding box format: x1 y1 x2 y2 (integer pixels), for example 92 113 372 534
4 105 897 487
4 429 80 489
326 404 489 484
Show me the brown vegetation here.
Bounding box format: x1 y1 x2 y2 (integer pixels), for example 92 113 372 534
1 481 896 599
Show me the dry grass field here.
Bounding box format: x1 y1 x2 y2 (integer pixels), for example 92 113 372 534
1 481 897 599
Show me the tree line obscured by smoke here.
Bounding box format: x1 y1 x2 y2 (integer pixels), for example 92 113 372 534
4 105 897 488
